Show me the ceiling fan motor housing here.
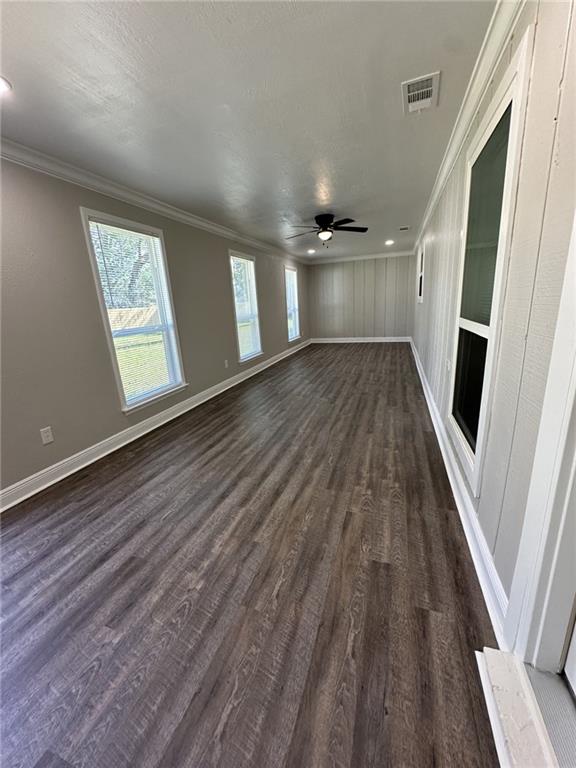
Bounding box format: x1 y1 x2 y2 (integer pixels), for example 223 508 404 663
315 213 335 230
285 213 367 240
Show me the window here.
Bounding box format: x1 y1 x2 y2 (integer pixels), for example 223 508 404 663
285 266 300 341
449 100 513 492
453 329 488 451
417 247 425 303
81 209 185 410
230 252 262 361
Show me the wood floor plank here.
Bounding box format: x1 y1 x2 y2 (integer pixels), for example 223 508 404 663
1 343 498 767
284 484 371 768
350 560 391 768
32 752 74 768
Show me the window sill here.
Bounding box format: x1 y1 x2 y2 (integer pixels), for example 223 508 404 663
239 351 263 364
122 382 188 414
288 335 301 343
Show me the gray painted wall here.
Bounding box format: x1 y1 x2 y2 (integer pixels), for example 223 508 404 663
309 255 415 338
412 1 575 594
1 161 310 488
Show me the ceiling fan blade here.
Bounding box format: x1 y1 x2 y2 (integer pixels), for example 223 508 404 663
333 226 368 233
332 218 355 227
285 231 315 239
288 225 317 228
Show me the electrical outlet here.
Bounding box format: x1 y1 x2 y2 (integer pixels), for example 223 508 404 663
446 358 452 372
224 359 229 369
40 426 54 445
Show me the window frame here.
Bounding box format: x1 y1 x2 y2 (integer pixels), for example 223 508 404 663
284 265 301 342
446 31 532 497
80 207 186 412
229 250 263 363
417 246 425 303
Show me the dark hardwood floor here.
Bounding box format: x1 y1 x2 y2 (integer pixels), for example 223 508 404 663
0 343 497 768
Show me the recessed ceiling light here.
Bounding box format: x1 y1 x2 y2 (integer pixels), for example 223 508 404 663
307 249 316 255
318 230 333 241
0 76 13 95
385 239 395 246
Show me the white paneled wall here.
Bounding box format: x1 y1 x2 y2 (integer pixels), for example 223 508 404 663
309 255 415 338
413 1 575 596
490 5 575 590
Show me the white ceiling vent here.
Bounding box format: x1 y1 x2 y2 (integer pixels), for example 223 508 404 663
401 72 440 115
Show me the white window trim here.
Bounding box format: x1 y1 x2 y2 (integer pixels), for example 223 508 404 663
284 265 301 342
80 207 187 412
446 29 532 497
459 317 490 339
229 249 263 363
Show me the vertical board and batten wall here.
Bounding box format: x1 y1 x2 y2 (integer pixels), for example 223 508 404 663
413 0 575 603
309 255 416 338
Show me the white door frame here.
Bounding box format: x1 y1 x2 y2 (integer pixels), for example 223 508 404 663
504 210 576 670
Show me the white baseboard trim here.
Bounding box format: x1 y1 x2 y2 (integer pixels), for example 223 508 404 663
0 339 312 512
310 336 411 344
476 648 559 767
409 339 509 649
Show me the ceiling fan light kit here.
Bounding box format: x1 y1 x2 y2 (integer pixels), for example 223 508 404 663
286 213 368 244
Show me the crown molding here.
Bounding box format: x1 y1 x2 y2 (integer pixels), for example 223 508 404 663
1 139 305 264
416 0 528 246
307 250 413 265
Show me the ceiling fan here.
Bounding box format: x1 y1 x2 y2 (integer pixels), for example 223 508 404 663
286 213 368 242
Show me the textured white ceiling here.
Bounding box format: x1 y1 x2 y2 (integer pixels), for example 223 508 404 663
1 1 494 260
